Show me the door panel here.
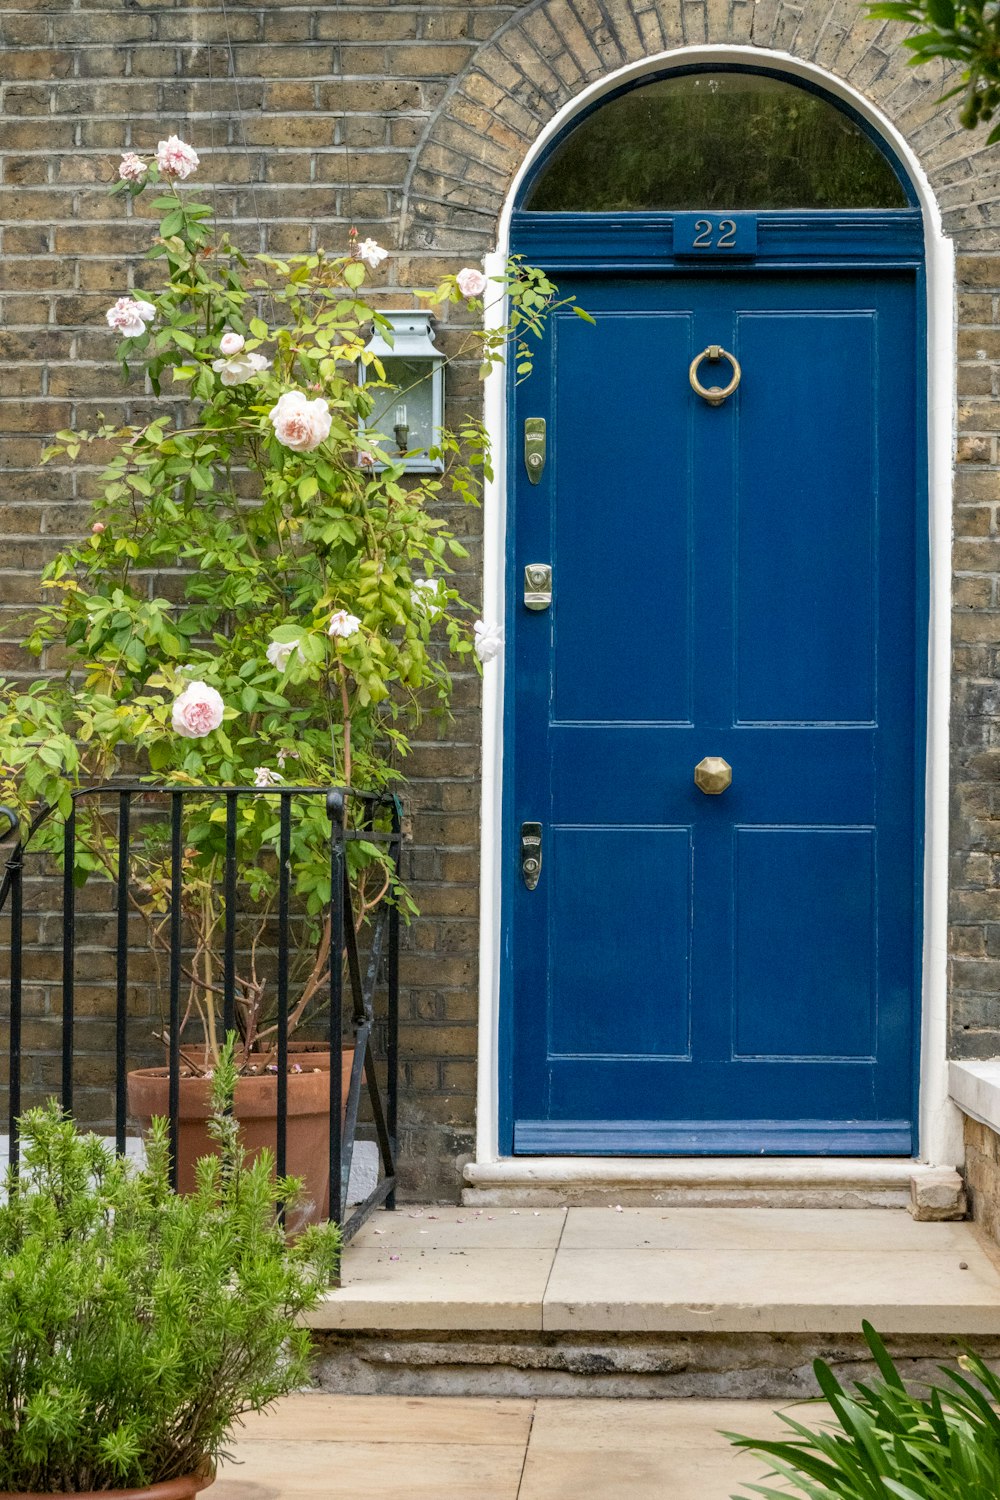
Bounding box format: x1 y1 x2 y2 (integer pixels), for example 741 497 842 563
551 312 694 725
548 826 692 1059
735 312 876 724
733 826 875 1060
506 271 921 1156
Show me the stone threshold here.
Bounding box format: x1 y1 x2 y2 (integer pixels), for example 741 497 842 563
462 1157 963 1214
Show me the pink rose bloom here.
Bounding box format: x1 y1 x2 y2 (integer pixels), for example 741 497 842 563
219 331 245 356
118 152 148 183
105 296 156 338
358 450 376 468
91 521 105 534
171 681 225 738
268 390 332 452
456 267 488 299
156 135 199 180
355 237 388 270
328 609 361 640
474 620 503 663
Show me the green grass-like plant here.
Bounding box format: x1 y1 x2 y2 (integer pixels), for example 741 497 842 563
728 1321 1000 1499
0 1040 340 1494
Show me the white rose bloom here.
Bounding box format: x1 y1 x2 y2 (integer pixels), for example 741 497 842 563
219 331 245 356
355 237 388 269
268 390 332 452
328 609 361 639
412 577 444 619
266 638 303 671
252 766 284 788
213 350 270 387
105 296 156 338
474 620 503 663
171 681 225 738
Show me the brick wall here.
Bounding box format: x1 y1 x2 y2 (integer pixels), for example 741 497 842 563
1 0 1000 1194
963 1115 1000 1243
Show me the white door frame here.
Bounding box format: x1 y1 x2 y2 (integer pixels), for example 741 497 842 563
475 43 960 1171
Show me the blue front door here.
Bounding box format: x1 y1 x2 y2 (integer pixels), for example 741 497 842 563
504 266 923 1155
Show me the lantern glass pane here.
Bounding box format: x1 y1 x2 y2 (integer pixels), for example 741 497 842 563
378 360 438 456
523 71 909 212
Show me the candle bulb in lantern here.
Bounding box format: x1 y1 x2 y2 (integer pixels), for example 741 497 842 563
393 402 410 455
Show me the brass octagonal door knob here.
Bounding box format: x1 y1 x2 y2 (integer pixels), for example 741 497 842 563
694 756 732 795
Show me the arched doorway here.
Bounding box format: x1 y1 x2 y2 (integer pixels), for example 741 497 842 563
497 62 929 1157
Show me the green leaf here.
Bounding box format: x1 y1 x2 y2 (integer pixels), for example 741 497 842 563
926 0 956 27
148 740 173 771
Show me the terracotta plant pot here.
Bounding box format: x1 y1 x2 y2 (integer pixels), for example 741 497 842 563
0 1473 211 1500
128 1046 356 1226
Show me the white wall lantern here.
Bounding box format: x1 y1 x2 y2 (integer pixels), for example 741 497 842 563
359 310 444 474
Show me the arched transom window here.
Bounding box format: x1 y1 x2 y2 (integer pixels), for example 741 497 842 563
522 69 911 213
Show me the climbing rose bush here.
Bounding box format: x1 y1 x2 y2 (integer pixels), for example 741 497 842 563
0 139 586 1064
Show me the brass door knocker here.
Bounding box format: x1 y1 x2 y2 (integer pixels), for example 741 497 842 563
689 345 742 407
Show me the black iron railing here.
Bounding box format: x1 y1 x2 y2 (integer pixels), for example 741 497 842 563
0 783 400 1242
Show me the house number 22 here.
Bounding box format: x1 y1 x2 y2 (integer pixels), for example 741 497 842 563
693 218 737 248
674 213 758 257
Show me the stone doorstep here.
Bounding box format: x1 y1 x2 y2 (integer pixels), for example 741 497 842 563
307 1204 1000 1397
461 1157 967 1217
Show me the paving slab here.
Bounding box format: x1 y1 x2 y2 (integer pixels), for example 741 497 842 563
216 1395 786 1500
214 1438 526 1500
559 1205 979 1252
350 1204 567 1251
543 1244 1000 1333
232 1393 535 1446
305 1245 555 1330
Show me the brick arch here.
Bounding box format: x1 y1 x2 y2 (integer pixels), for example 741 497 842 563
401 0 994 252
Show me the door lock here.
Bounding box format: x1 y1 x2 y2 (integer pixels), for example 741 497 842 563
520 822 542 889
524 418 546 484
523 563 552 611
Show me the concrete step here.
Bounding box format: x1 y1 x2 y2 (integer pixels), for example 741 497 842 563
309 1205 1000 1398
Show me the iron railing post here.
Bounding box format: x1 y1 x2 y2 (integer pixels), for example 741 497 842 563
4 809 22 1176
115 791 131 1154
61 806 76 1114
168 793 183 1187
327 789 346 1225
276 792 291 1194
386 794 401 1211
